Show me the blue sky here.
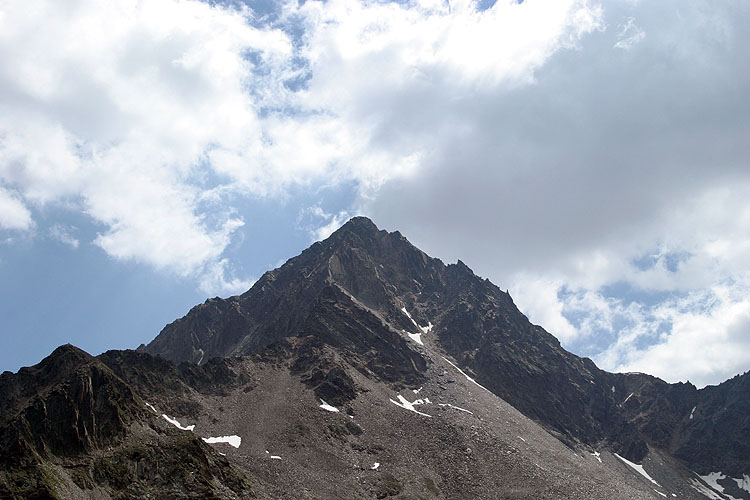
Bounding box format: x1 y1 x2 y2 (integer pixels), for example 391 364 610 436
1 0 749 388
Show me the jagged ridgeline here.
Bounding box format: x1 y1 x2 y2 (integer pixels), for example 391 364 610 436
1 217 748 500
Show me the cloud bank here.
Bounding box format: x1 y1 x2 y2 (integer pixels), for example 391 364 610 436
1 0 748 385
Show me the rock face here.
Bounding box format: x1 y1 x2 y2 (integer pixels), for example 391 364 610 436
0 345 253 499
143 216 749 473
2 217 749 499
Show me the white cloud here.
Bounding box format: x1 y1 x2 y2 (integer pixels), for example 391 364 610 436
198 258 255 296
360 0 750 386
510 277 578 343
49 224 79 249
0 187 32 230
0 0 289 282
301 206 353 242
0 0 601 286
2 0 747 387
614 17 645 49
594 285 750 388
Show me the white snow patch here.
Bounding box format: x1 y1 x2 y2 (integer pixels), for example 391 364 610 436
401 307 420 329
319 399 340 412
591 451 602 463
401 307 432 341
162 414 195 432
689 478 724 500
611 386 616 393
690 406 696 420
202 435 241 448
623 393 634 404
270 455 281 460
517 436 526 442
390 394 432 417
371 462 380 470
614 453 660 486
413 387 423 394
699 472 749 500
701 472 726 493
405 330 424 345
736 474 750 494
145 402 157 413
442 357 491 392
438 403 473 414
196 348 204 365
654 490 667 497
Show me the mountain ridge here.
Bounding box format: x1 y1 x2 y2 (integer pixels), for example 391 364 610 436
2 216 748 499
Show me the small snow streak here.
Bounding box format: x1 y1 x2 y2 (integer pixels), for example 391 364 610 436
405 330 424 345
371 462 380 470
614 453 660 486
591 451 602 463
438 403 473 414
442 357 491 392
162 414 195 431
390 394 432 417
401 307 432 343
623 393 634 404
203 435 241 448
690 406 696 420
145 402 157 413
319 399 340 412
689 478 724 500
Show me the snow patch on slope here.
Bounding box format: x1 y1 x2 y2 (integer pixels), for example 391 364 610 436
319 399 340 412
405 330 424 345
390 394 432 417
614 453 660 487
162 414 195 431
203 435 241 448
401 307 432 345
699 472 750 500
438 403 473 414
442 357 491 392
689 478 725 500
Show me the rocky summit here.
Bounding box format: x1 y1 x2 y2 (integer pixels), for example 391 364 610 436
1 217 748 499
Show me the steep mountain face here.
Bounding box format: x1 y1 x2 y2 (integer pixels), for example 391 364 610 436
0 345 254 499
612 370 750 481
3 217 748 499
141 218 640 459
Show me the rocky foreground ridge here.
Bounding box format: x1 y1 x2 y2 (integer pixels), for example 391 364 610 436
1 217 748 499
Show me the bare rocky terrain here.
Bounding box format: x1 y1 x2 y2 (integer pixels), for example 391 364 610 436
1 217 748 499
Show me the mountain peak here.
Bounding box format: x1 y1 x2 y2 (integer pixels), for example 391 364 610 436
337 215 379 234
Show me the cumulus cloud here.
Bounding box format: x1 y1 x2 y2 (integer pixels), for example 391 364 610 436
0 0 600 292
2 0 748 384
0 187 32 230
